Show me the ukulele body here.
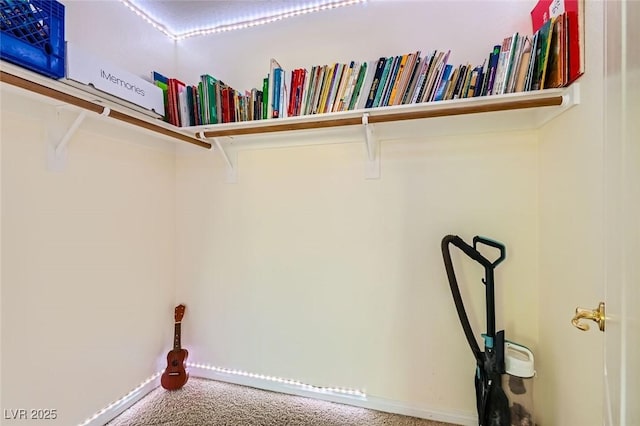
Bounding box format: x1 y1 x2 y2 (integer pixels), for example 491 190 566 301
161 304 189 391
161 348 189 390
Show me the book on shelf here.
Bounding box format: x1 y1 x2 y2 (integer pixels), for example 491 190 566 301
531 0 584 84
301 65 318 115
410 51 435 103
453 64 470 99
336 61 359 112
544 13 566 89
381 55 402 107
325 63 345 113
318 63 337 113
350 61 370 110
401 54 422 104
513 38 533 92
443 66 460 100
272 66 282 118
372 56 393 108
365 57 387 109
395 51 420 105
504 35 528 93
425 50 450 103
465 63 485 98
506 36 528 93
493 33 517 95
387 53 410 106
433 63 453 101
336 63 352 112
481 45 501 96
332 61 353 112
267 58 283 118
381 56 401 107
459 63 475 99
294 68 308 116
310 64 328 114
200 74 219 125
531 17 554 90
280 68 289 118
262 77 269 119
152 71 169 122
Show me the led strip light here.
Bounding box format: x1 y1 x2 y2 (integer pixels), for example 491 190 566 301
79 364 365 425
119 0 367 41
188 362 367 398
78 371 162 426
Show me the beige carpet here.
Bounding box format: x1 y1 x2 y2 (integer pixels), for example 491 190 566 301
107 377 457 426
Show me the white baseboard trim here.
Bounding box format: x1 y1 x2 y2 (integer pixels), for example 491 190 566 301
78 373 161 426
189 364 477 426
80 365 477 426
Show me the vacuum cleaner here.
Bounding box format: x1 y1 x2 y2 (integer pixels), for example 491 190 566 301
441 235 511 426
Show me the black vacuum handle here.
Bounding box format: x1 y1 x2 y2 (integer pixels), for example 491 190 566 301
442 235 491 268
443 235 505 270
441 235 482 362
473 236 506 268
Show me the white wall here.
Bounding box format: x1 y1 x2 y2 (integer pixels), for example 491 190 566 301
175 1 533 91
61 0 178 81
536 1 605 424
176 130 539 419
1 3 182 424
173 2 543 420
0 0 607 423
0 0 182 418
0 90 177 425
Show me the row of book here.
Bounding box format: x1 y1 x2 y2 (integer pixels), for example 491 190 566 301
152 0 582 128
151 71 264 127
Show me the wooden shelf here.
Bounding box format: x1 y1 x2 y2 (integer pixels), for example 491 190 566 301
0 62 211 149
190 83 578 141
1 59 579 180
185 84 578 182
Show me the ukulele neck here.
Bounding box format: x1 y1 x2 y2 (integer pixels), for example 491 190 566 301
173 322 182 350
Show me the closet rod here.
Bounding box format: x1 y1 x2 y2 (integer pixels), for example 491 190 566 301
200 95 564 138
0 71 211 149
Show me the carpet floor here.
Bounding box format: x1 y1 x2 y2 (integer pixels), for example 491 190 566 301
107 377 457 426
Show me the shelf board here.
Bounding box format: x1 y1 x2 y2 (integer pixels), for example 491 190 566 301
1 59 579 154
0 62 211 149
191 84 578 142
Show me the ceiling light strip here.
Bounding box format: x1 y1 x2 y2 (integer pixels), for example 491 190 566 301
177 0 367 40
119 0 366 41
119 0 178 41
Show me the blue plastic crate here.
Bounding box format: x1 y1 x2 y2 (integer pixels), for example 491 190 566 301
0 0 65 79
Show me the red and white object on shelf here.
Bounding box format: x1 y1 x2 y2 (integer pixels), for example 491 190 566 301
530 0 584 84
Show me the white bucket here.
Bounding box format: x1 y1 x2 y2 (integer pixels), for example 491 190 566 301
503 341 535 426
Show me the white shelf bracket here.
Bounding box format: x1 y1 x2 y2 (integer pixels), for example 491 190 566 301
362 113 380 179
209 135 238 184
47 106 110 172
44 107 85 171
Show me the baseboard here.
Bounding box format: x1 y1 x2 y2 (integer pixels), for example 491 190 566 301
188 364 477 426
81 365 477 426
78 372 161 426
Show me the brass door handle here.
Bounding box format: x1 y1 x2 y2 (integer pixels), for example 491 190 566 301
571 302 605 332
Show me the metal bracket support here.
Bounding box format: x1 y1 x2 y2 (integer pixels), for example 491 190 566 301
207 135 237 184
362 113 380 179
47 106 110 172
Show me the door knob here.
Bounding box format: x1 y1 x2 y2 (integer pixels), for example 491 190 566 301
571 302 605 332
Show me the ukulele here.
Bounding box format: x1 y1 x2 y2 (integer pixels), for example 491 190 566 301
161 304 189 390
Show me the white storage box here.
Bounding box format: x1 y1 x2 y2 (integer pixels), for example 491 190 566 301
63 42 165 118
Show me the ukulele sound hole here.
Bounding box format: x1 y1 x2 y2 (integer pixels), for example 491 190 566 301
171 360 179 367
